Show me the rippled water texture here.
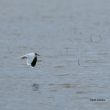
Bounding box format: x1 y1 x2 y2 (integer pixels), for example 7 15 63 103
0 0 110 110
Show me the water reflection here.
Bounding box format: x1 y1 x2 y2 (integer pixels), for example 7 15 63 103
32 83 39 91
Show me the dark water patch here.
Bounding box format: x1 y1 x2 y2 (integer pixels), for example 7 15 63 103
53 65 64 68
85 59 103 63
55 73 69 76
61 83 74 88
3 56 8 59
32 83 39 91
48 83 77 92
97 52 110 56
76 91 86 94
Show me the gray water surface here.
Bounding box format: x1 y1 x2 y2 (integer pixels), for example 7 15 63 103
0 0 110 110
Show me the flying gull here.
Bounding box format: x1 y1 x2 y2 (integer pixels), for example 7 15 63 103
21 52 40 67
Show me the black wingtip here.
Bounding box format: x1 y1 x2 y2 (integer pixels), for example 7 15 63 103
31 57 37 67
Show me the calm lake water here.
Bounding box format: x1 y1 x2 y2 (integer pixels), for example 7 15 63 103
0 0 110 110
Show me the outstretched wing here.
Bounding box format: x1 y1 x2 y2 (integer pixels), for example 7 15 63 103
21 53 35 66
21 55 28 59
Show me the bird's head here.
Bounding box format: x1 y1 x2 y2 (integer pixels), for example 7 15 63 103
35 53 40 56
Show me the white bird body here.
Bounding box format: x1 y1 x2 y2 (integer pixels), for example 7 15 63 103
21 52 39 67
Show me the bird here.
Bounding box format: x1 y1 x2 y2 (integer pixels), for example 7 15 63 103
21 52 40 67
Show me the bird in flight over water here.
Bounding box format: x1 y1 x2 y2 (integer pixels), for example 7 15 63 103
21 52 40 67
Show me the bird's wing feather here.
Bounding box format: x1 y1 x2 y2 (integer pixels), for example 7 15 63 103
21 53 35 66
31 57 37 67
26 54 35 65
21 54 29 59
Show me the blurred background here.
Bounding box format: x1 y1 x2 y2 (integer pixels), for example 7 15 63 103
0 0 110 110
